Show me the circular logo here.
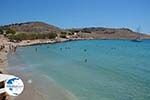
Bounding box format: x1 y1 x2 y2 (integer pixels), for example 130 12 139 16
5 77 24 96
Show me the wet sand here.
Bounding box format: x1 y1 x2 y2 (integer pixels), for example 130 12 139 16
7 70 78 100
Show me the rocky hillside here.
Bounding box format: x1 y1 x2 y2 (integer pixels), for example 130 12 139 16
1 21 62 34
0 21 150 40
68 27 150 39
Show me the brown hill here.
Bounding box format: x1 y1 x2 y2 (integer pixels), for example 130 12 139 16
1 22 150 39
68 27 150 39
1 21 62 34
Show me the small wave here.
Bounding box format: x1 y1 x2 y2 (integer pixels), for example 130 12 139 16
36 74 79 100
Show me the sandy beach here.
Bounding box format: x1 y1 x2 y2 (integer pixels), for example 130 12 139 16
7 69 78 100
0 35 10 100
0 35 10 72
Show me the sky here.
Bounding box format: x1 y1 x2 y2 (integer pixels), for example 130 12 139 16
0 0 150 33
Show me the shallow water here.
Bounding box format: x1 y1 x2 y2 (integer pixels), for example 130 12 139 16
7 40 150 100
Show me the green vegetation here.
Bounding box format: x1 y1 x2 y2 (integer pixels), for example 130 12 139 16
68 32 74 35
6 28 16 35
47 32 57 39
60 34 66 38
61 32 67 35
68 29 79 33
60 32 67 38
7 32 57 41
0 29 3 34
59 31 75 38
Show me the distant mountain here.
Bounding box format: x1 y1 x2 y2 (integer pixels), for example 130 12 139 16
0 21 150 39
68 27 150 39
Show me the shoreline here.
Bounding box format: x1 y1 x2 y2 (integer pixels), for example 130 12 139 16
9 38 150 48
0 36 138 73
0 36 88 72
1 36 150 75
1 36 150 72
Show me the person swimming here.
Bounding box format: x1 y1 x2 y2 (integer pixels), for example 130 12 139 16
84 49 87 52
84 59 87 62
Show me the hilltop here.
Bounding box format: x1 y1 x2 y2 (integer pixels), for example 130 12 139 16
0 21 62 34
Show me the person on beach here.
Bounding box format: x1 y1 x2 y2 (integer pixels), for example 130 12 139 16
9 45 17 53
0 45 5 51
13 46 17 52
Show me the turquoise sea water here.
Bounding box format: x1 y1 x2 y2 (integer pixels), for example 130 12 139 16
7 40 150 100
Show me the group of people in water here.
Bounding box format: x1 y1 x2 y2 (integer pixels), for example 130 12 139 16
60 46 88 63
0 44 17 53
35 45 88 63
9 44 17 53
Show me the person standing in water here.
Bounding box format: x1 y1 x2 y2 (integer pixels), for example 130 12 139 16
35 48 37 52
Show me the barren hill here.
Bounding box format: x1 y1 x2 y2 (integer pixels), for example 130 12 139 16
1 21 62 34
68 27 150 39
1 21 150 39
